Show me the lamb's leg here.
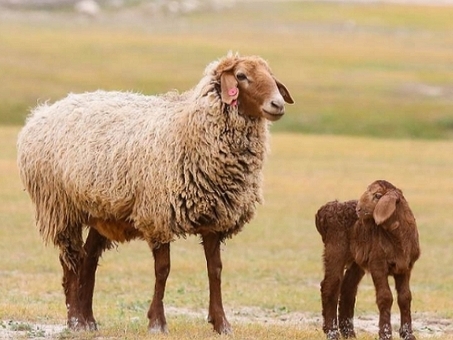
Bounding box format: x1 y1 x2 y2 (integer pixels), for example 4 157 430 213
370 270 393 340
202 232 232 335
320 248 348 340
78 228 111 330
338 262 365 338
147 243 170 334
394 273 416 340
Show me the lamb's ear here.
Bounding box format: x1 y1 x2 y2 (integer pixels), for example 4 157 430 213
220 72 239 105
275 78 294 104
373 192 398 225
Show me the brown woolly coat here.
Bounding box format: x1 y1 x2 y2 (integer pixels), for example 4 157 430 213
316 186 420 276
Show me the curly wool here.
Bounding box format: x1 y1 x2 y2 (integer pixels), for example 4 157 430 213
17 57 269 250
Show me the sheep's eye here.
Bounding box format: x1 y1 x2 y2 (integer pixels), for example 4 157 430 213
236 73 248 81
374 193 383 200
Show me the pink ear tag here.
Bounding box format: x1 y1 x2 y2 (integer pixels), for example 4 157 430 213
228 87 238 96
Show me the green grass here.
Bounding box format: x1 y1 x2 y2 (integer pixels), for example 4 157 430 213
1 1 453 138
2 125 453 339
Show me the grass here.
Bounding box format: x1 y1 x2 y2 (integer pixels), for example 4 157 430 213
1 125 453 339
1 1 453 338
1 1 453 138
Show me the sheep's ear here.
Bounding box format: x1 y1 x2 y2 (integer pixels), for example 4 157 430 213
220 72 239 105
275 78 294 104
373 192 398 225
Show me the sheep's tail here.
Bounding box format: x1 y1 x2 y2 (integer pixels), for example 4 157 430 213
32 185 85 270
18 160 85 270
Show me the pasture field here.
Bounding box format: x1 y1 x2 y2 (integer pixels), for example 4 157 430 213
1 1 453 338
1 125 453 339
1 1 453 138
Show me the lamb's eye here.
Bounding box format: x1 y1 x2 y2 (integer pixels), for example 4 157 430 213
236 73 248 81
374 193 383 200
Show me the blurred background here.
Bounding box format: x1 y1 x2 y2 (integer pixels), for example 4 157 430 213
1 2 453 338
1 0 453 139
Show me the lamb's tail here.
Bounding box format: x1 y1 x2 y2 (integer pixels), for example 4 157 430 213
315 200 358 243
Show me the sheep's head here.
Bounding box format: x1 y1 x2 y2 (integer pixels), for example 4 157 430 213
356 180 403 226
215 54 294 121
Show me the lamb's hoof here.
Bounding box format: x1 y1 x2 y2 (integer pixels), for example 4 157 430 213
340 328 356 338
379 330 393 340
148 320 168 334
325 329 340 340
400 332 416 340
87 321 98 331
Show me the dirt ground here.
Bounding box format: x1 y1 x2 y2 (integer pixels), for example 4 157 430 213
1 306 452 338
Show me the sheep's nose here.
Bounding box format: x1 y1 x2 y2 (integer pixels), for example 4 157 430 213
271 100 284 113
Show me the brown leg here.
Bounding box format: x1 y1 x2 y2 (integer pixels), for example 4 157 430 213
78 228 111 330
59 234 86 330
202 232 231 335
338 262 365 338
59 226 110 331
370 269 393 340
394 273 416 340
147 243 170 334
320 247 349 340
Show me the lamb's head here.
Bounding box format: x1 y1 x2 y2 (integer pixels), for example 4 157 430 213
215 54 294 121
356 180 403 226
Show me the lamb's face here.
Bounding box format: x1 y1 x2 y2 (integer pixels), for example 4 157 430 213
356 182 386 221
356 180 400 225
218 56 294 121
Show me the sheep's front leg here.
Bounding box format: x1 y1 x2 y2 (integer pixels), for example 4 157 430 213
394 273 416 340
147 243 170 334
371 270 394 340
339 262 365 338
202 232 232 335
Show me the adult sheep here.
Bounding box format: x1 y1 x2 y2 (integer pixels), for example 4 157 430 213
315 180 420 340
17 52 294 334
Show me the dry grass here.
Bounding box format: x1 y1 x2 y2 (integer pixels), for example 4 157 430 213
1 125 453 338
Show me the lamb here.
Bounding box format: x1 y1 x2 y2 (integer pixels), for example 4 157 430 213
17 52 294 335
315 180 420 340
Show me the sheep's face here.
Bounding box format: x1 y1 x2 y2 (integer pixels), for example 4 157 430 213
217 55 294 121
356 180 401 225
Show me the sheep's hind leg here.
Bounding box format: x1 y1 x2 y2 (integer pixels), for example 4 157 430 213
202 232 232 335
338 262 365 338
58 226 87 331
394 273 416 340
78 228 111 331
147 243 170 334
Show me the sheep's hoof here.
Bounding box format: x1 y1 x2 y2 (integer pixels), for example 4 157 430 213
208 315 232 335
67 317 97 331
148 320 168 334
